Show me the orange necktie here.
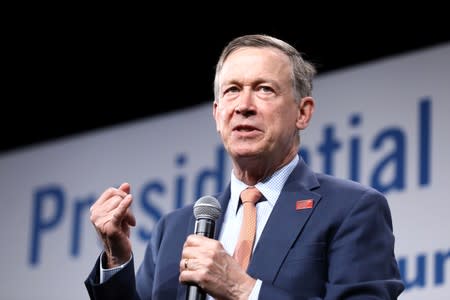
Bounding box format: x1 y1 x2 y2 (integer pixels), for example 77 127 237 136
233 186 262 270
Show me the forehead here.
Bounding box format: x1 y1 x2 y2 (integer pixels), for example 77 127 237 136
220 47 292 82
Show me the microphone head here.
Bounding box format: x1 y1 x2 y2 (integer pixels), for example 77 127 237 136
193 196 221 221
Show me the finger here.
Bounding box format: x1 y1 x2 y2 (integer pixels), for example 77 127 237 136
121 211 134 237
111 194 133 227
123 195 136 227
118 182 131 194
180 258 189 271
124 210 136 227
94 187 128 207
178 258 205 286
90 194 122 225
179 258 199 273
181 242 209 263
185 234 211 246
179 269 198 286
103 194 127 212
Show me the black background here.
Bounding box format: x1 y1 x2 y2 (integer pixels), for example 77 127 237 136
3 11 449 154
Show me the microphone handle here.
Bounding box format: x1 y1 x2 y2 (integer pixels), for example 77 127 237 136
186 218 216 300
194 218 216 238
186 286 206 300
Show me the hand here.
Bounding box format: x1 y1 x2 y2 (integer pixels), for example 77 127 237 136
179 235 256 300
90 182 136 268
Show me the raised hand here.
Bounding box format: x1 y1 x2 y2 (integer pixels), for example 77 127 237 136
90 182 136 268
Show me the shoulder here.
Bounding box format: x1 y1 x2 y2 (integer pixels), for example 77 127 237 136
312 173 393 229
155 204 194 231
313 173 389 212
154 190 226 231
315 173 384 198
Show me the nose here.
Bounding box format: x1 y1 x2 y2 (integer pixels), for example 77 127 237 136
234 89 255 116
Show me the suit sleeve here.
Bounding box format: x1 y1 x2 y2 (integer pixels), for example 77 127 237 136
84 255 140 300
84 212 178 300
134 215 165 299
258 189 404 300
324 189 404 299
83 217 166 300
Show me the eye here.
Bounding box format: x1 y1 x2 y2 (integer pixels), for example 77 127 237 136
258 85 274 94
223 86 240 95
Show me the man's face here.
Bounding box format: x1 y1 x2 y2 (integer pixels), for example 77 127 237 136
213 47 303 162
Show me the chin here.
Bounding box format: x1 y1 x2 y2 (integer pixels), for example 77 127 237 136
232 147 264 159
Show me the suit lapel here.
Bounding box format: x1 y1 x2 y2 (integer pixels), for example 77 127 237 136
215 187 231 237
177 159 319 295
247 159 321 282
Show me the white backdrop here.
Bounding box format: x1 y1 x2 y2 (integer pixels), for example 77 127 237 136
1 42 449 299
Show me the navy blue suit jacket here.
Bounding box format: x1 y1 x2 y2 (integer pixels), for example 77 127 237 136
85 158 404 299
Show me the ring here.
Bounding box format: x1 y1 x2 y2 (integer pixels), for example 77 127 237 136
184 258 189 270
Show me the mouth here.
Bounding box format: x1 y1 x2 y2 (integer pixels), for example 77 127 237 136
231 125 261 138
233 125 259 132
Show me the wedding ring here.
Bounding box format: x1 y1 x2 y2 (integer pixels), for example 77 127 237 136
184 258 189 270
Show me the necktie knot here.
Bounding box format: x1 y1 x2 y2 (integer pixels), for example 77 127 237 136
240 186 262 205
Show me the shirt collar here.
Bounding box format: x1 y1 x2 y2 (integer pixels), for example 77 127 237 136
230 154 299 214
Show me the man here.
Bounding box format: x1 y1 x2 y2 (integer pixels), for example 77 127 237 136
85 34 405 299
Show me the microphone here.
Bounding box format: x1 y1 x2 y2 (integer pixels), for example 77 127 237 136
186 196 221 300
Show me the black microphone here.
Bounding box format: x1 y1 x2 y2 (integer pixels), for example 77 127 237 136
186 195 221 300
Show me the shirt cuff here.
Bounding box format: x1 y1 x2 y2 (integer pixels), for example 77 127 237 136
99 252 133 283
248 279 262 299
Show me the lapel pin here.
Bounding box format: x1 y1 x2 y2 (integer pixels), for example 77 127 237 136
296 199 314 210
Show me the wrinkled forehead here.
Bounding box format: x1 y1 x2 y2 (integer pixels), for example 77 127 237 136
219 47 293 85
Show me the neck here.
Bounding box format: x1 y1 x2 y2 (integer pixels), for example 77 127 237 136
232 148 297 186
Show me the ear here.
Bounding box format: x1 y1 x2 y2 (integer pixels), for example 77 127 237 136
296 96 315 130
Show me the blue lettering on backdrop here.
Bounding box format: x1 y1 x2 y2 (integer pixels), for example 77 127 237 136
398 249 450 290
301 97 431 194
137 146 227 241
419 98 431 186
175 153 188 210
349 114 362 182
435 250 450 285
28 97 436 291
30 185 65 265
71 195 96 257
370 128 405 193
138 181 165 241
399 253 426 289
195 146 226 199
29 185 96 266
317 126 342 175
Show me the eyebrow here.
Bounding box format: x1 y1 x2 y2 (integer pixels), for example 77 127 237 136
222 78 280 88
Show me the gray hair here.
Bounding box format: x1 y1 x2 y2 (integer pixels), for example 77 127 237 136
213 34 316 101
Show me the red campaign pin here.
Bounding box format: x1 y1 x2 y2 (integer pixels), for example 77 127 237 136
296 199 314 210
